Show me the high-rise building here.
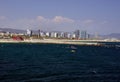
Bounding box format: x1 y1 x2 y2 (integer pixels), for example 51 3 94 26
74 30 80 39
60 32 64 38
67 33 72 39
38 29 41 38
80 30 87 39
73 30 88 39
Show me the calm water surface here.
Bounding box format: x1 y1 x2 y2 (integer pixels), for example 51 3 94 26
0 43 120 82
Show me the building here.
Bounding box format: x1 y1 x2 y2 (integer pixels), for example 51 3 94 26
38 29 41 38
46 32 51 37
40 31 45 37
26 29 32 36
80 30 87 39
0 30 6 36
51 32 58 38
59 32 64 38
72 33 76 39
67 33 72 39
74 30 80 39
73 30 88 39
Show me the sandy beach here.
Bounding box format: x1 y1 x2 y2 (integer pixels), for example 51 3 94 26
1 38 120 46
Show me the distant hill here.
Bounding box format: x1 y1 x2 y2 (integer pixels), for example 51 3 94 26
0 28 26 33
85 33 120 39
101 33 120 39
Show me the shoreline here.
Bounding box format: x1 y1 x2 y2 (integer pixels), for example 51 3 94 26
0 39 120 46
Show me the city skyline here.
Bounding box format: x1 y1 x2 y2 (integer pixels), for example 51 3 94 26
0 0 120 34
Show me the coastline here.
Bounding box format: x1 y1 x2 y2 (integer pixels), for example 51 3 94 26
0 39 120 46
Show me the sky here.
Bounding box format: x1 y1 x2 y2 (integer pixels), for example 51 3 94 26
0 0 120 34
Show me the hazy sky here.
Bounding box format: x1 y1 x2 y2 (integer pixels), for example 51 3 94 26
0 0 120 34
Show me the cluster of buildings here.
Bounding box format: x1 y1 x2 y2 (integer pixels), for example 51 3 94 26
0 31 12 39
0 29 89 40
1 29 120 41
26 29 89 39
0 30 24 39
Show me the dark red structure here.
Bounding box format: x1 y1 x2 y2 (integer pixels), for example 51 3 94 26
12 36 24 41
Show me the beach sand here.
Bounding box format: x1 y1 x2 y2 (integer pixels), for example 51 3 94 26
0 39 119 46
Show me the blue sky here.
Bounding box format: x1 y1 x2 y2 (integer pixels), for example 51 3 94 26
0 0 120 34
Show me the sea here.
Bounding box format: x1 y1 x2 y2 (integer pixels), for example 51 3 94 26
0 43 120 82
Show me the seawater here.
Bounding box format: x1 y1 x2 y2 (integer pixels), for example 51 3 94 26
0 43 120 82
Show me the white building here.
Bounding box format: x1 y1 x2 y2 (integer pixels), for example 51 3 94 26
72 34 76 38
51 32 58 38
40 32 45 37
26 29 32 36
46 32 50 37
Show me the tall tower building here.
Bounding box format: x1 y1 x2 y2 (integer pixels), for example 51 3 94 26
80 30 87 39
74 30 80 39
